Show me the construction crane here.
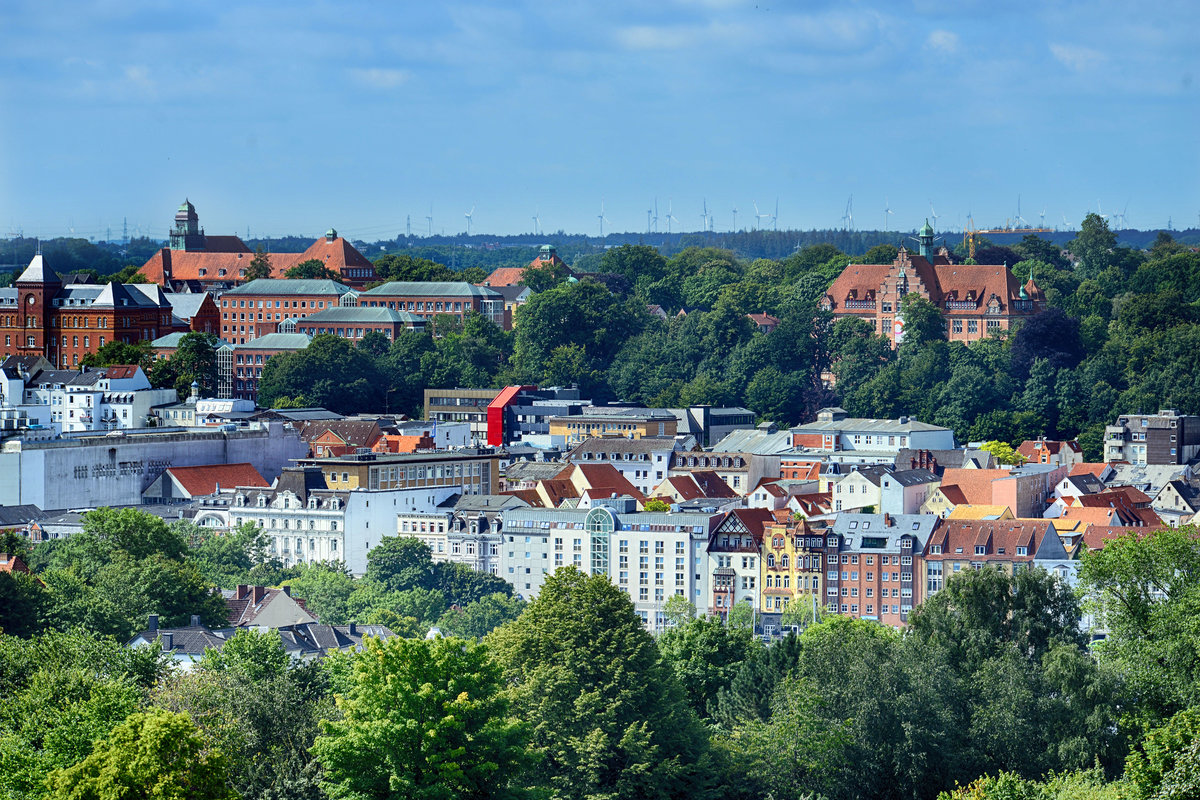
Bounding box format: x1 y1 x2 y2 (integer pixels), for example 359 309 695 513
962 216 1054 259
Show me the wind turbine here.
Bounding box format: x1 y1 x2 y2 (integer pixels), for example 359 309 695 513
1015 195 1028 229
701 199 710 232
772 198 779 231
532 209 542 236
731 206 738 231
753 201 771 230
597 202 610 238
426 205 433 236
1039 208 1047 228
652 199 659 233
646 208 653 235
1096 200 1109 222
464 205 475 235
844 195 853 231
664 200 678 234
883 198 894 232
1115 200 1130 229
928 201 939 232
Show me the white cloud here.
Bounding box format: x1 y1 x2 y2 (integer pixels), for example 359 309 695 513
123 65 153 89
616 24 706 51
926 29 959 53
349 67 412 89
1049 43 1106 72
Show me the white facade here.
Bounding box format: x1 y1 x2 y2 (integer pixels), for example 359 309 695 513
0 423 307 509
499 504 718 631
1 366 175 434
197 484 460 576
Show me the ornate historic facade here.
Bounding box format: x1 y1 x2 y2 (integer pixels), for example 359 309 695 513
822 222 1045 345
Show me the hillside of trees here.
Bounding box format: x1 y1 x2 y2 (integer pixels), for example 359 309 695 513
256 216 1200 460
3 511 1200 798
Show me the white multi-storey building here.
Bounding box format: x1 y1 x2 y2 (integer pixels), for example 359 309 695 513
194 466 460 576
498 499 722 630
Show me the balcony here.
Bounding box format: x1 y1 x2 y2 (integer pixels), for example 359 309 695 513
843 300 876 310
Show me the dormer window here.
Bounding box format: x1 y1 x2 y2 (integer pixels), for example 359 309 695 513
975 545 986 555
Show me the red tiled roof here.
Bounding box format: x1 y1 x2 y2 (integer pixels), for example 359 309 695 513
0 553 31 575
664 475 704 501
501 489 544 507
167 463 269 497
692 470 738 498
483 267 528 287
568 463 646 501
104 365 139 379
372 434 434 454
826 248 1028 318
141 235 373 285
538 479 580 508
937 468 1012 506
747 313 780 326
1079 524 1165 552
925 519 1053 556
1070 463 1111 477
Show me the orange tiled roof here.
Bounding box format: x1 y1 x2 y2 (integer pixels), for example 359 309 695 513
826 249 1030 317
1070 463 1111 477
1017 439 1082 459
104 365 139 379
141 235 373 285
167 463 269 496
937 468 1012 505
926 519 1052 556
483 267 528 287
0 553 31 575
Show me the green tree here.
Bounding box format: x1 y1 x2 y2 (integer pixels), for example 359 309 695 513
899 293 947 350
105 264 151 284
366 536 435 592
282 562 358 624
980 440 1027 467
244 247 274 282
46 708 235 800
284 258 340 280
435 592 525 640
488 568 716 800
357 329 390 358
0 570 47 637
657 615 756 717
257 334 383 414
80 340 153 372
312 635 530 800
198 627 289 683
149 332 219 398
522 260 570 292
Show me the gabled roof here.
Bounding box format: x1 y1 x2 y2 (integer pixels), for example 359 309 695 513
1070 462 1112 478
301 419 383 447
0 553 32 574
298 306 423 324
1018 439 1082 459
505 461 568 483
226 585 317 627
167 463 268 497
1064 474 1106 494
232 333 312 350
689 471 739 499
883 468 939 487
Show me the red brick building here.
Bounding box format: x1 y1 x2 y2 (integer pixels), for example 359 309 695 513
216 279 355 344
358 281 505 327
1 254 183 368
140 201 377 289
822 223 1045 345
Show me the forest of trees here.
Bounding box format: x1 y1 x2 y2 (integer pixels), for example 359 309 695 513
255 217 1200 460
3 512 1200 798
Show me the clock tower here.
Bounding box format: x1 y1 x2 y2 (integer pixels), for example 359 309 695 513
14 252 60 358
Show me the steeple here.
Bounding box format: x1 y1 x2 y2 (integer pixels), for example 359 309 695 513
16 253 60 286
170 199 206 251
917 218 935 260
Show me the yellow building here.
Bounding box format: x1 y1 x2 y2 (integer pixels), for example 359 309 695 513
760 516 824 622
549 410 678 445
293 450 501 495
946 505 1015 520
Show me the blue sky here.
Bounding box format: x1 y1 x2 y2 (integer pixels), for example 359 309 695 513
1 0 1197 241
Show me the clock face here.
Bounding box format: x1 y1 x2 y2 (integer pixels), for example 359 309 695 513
26 295 35 305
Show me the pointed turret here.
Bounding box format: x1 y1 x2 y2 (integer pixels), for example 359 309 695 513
917 218 935 260
15 253 60 286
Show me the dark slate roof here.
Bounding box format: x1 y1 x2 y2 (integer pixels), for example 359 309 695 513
883 468 939 487
0 504 44 526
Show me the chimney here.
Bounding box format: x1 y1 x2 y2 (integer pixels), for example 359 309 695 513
148 613 159 632
253 586 266 603
190 614 201 627
236 584 249 599
348 621 357 636
883 513 892 527
281 585 292 597
161 632 173 650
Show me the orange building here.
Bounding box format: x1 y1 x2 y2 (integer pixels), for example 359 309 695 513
140 201 377 289
822 223 1045 345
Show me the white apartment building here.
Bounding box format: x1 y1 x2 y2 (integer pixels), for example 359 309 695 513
499 500 721 630
194 466 460 576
